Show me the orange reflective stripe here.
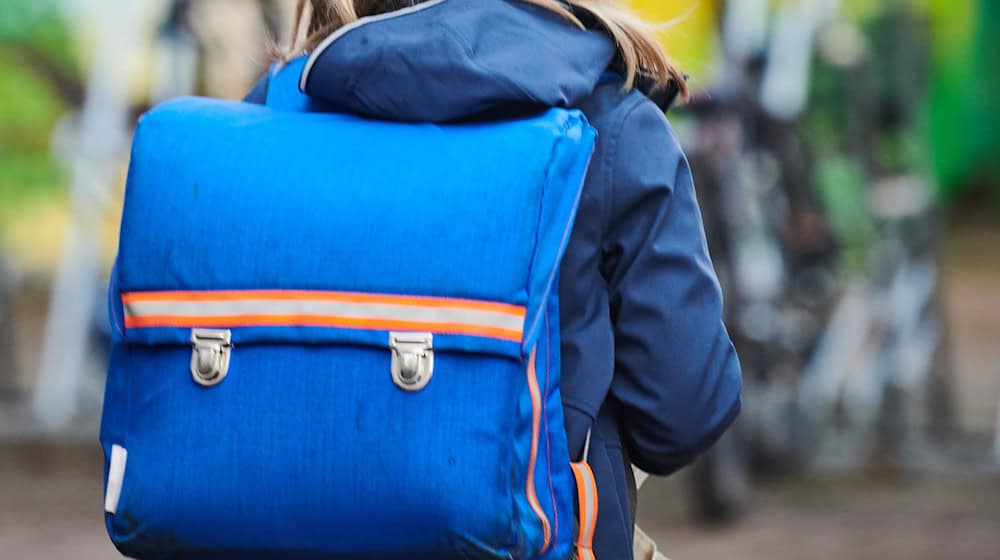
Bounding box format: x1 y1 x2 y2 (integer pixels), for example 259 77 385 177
123 314 522 342
571 461 598 560
525 347 553 554
121 289 525 317
121 289 526 342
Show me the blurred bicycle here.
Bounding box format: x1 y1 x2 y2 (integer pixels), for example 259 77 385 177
678 0 954 522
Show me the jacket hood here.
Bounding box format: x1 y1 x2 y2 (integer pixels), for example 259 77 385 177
297 0 617 122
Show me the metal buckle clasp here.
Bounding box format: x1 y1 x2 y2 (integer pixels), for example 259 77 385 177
389 332 433 392
190 329 232 387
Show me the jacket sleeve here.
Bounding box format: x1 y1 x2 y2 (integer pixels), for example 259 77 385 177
602 98 742 476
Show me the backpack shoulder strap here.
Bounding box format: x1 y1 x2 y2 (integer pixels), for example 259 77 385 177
263 57 333 113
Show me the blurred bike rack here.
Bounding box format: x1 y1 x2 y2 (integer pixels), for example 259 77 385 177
684 0 964 521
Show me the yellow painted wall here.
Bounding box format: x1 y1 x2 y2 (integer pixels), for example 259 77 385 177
627 0 719 82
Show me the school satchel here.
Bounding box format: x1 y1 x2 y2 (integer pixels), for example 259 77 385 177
100 58 599 560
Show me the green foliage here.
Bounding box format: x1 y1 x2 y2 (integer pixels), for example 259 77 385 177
0 51 67 215
927 0 1000 202
0 52 66 153
0 0 75 219
0 0 77 74
0 152 66 222
815 156 875 271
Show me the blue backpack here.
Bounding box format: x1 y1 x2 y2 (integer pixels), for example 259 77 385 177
101 59 598 559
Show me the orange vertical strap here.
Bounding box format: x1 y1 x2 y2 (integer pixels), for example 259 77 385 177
525 348 552 553
570 461 598 560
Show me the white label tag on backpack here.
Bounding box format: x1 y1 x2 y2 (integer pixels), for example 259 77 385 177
105 445 128 514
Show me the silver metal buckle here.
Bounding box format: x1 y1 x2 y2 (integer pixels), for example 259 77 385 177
389 332 433 392
190 329 232 387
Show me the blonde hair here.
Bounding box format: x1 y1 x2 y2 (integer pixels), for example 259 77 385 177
280 0 688 100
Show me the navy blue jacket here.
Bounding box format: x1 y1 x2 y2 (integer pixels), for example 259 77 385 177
247 1 742 557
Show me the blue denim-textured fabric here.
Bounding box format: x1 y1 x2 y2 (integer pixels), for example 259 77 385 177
245 2 744 558
104 344 545 558
116 93 590 351
103 65 596 557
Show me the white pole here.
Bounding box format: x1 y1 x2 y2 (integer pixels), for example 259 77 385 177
760 0 841 121
32 0 147 430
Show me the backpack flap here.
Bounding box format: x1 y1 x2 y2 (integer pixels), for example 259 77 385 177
112 98 594 358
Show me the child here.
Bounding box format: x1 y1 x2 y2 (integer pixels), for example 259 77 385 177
248 2 742 557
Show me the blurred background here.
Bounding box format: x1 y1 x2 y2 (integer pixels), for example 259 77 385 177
0 0 997 558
